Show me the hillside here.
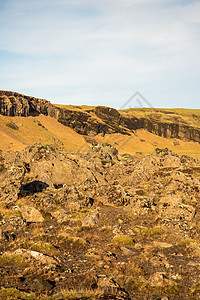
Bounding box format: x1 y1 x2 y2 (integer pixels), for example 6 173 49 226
0 91 200 299
0 144 200 299
0 90 200 158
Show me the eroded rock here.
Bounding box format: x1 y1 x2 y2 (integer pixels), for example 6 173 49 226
20 206 44 222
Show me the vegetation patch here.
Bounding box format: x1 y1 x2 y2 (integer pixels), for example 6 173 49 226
178 238 197 247
53 289 101 299
0 253 29 268
0 288 34 300
58 232 86 245
0 201 22 219
30 241 57 256
113 235 135 246
134 226 163 237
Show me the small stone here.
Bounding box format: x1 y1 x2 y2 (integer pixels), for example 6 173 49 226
52 209 69 223
15 249 57 266
134 243 143 250
121 247 133 256
75 293 83 299
149 272 165 287
118 218 123 224
113 227 123 235
82 212 99 227
153 241 173 248
188 261 199 267
20 206 44 222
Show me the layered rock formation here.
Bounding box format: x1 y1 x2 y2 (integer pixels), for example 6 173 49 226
0 90 58 118
0 90 200 143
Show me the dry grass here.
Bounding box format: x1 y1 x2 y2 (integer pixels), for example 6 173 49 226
0 114 87 152
0 201 21 219
54 104 95 111
0 288 34 300
121 107 200 128
95 130 200 159
0 108 200 158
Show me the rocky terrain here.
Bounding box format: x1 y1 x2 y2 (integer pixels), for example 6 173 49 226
0 143 200 299
1 90 200 143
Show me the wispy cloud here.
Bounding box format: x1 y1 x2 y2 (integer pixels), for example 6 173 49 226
0 0 200 108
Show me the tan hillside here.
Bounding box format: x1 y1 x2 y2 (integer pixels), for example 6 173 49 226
0 114 200 158
0 113 200 158
95 130 200 159
1 91 200 299
0 114 87 152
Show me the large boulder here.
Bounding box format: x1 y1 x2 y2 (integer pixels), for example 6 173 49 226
0 150 25 203
20 206 44 223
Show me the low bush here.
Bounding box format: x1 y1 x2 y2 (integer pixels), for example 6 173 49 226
113 235 135 246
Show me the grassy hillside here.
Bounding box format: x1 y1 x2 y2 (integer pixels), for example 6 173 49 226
94 130 200 158
0 115 87 152
0 106 200 158
121 107 200 128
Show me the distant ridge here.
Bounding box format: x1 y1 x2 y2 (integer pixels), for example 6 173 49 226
0 90 200 143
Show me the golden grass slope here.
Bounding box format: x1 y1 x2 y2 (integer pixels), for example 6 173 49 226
121 107 200 128
0 108 200 159
0 115 87 152
94 130 200 159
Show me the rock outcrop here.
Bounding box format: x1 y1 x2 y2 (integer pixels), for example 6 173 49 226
0 144 200 299
1 90 200 144
0 90 58 118
138 117 200 143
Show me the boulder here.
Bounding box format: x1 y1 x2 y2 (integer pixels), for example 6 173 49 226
20 206 44 222
0 151 25 203
82 212 99 227
52 209 69 223
15 249 57 266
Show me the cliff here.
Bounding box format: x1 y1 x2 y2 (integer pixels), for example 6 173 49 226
0 90 58 118
0 90 200 143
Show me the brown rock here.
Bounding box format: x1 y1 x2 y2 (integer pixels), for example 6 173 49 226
149 272 165 287
20 206 44 222
15 249 57 266
82 212 99 227
52 209 69 223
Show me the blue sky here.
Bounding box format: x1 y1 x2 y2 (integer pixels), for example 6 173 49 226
0 0 200 109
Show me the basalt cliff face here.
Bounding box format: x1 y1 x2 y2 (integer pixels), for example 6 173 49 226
0 90 58 118
138 118 200 143
0 90 200 143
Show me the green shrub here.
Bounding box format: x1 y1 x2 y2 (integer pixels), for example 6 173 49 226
42 144 54 151
178 238 197 247
0 288 34 299
113 235 134 246
0 253 29 268
30 241 57 256
147 227 163 237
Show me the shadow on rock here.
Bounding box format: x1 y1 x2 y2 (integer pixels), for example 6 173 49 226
19 180 49 196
